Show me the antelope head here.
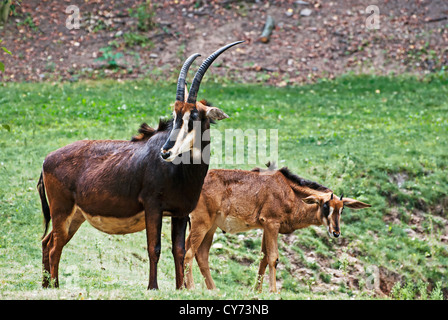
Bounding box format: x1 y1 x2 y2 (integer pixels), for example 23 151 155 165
302 192 371 238
160 41 243 162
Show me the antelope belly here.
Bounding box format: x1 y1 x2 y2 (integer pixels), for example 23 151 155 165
78 206 146 235
217 215 254 234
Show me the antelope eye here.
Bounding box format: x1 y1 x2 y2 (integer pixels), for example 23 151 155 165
322 202 330 216
188 112 199 131
190 112 199 121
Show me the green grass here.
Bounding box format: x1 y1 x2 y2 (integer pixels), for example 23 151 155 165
0 75 447 299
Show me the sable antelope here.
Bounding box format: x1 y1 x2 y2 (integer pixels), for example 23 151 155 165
184 163 371 292
37 41 243 290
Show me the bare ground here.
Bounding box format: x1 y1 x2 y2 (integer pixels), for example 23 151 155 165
1 0 447 84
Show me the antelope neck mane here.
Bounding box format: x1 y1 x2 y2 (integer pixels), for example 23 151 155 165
277 167 332 197
130 119 173 142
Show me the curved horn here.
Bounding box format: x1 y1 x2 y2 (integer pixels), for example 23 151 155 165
340 193 343 201
330 193 334 200
186 41 244 104
176 53 201 102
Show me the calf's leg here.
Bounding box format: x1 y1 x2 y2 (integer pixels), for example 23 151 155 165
185 224 213 289
264 226 279 293
255 231 268 292
256 222 279 293
195 226 218 290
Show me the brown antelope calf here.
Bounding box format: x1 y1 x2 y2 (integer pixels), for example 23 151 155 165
37 41 243 289
184 164 371 292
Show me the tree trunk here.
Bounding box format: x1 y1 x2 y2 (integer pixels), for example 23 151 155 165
259 15 275 43
0 0 12 26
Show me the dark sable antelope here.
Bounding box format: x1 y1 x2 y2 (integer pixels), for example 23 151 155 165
184 163 371 292
37 41 243 289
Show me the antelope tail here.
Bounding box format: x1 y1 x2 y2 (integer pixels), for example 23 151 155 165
37 171 51 239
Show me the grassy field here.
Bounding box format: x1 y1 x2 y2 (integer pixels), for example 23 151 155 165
0 74 447 300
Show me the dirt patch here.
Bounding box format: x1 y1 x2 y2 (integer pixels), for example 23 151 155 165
429 196 448 217
378 266 402 295
385 170 448 241
1 0 447 84
277 231 384 296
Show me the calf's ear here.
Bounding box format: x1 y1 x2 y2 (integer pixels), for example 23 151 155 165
302 195 321 205
342 198 371 209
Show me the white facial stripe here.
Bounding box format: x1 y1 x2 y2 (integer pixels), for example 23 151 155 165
176 131 195 154
339 207 343 215
328 206 334 219
182 111 190 122
164 111 195 161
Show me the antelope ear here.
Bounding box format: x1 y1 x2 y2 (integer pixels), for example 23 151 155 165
302 195 321 205
342 198 371 209
197 101 229 121
206 107 229 121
